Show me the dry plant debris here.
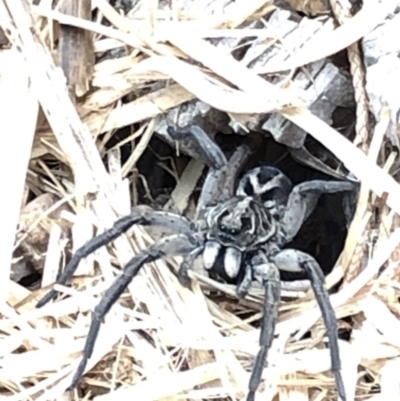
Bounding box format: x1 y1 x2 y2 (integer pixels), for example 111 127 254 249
1 0 400 400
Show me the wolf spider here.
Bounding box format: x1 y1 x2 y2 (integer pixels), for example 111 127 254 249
37 126 356 401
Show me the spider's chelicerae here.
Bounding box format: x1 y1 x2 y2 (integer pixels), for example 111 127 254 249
37 130 356 401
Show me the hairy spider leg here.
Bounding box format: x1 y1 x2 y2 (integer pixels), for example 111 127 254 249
273 249 347 401
66 233 204 390
197 144 251 217
36 208 195 308
300 257 346 401
167 125 227 169
282 180 356 242
245 252 281 401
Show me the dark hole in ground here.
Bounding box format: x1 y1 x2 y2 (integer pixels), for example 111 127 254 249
122 129 351 280
16 126 352 293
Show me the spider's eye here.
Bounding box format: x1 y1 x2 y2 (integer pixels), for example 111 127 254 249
219 224 240 236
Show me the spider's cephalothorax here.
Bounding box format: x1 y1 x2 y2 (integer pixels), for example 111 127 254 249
204 196 279 279
36 139 357 401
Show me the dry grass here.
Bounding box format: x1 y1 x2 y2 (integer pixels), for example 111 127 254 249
0 1 400 400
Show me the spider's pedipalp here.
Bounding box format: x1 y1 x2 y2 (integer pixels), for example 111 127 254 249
203 240 221 270
68 232 205 390
36 207 195 307
273 249 346 401
224 247 242 278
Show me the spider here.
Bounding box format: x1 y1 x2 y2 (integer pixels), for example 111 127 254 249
36 128 356 401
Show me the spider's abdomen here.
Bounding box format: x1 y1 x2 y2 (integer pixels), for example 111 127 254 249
236 166 293 220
